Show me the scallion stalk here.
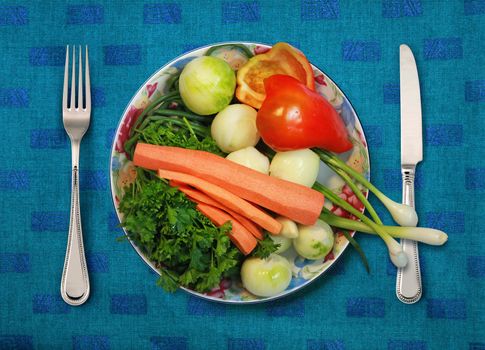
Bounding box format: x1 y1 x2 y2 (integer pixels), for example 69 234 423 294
313 182 407 268
129 91 180 138
320 208 448 246
314 149 418 227
323 163 382 225
152 109 209 123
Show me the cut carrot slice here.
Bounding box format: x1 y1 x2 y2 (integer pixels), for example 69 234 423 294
158 169 281 234
196 203 257 255
170 182 264 240
134 144 324 225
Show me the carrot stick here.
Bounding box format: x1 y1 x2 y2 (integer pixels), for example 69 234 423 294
229 212 264 240
158 169 281 234
196 203 257 255
170 181 221 207
170 181 264 240
134 144 325 225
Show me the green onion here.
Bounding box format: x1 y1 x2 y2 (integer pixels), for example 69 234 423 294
320 208 447 246
314 149 418 227
138 116 209 136
166 71 181 92
152 109 209 123
340 230 370 273
323 163 382 225
128 91 180 138
313 182 407 268
124 134 140 158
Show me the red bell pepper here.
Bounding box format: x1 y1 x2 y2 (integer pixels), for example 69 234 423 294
256 75 353 153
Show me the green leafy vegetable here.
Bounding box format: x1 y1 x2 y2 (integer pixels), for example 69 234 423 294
138 120 224 156
119 178 242 292
250 235 279 259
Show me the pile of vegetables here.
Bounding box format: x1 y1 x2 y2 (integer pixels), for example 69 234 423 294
118 42 448 298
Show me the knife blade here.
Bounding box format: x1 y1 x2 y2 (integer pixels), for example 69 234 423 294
400 45 423 165
396 44 423 304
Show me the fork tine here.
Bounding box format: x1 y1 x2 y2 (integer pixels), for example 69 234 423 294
84 46 91 111
63 45 69 109
70 45 76 109
78 45 83 110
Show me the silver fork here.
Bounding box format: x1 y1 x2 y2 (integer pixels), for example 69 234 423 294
60 45 91 306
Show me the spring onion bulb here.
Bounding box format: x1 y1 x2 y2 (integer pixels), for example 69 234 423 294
269 149 320 187
320 210 447 246
294 220 335 260
382 234 408 267
314 149 418 227
241 255 292 297
379 196 418 227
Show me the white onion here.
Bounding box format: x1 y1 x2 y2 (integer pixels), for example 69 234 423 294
226 147 269 174
269 149 320 187
294 220 334 260
211 104 260 153
241 255 292 297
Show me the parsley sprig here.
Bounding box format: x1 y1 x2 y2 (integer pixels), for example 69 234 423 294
120 177 242 292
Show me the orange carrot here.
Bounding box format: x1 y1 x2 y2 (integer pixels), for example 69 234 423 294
170 182 264 240
170 181 221 207
134 144 324 225
196 203 257 255
229 212 264 240
158 169 281 234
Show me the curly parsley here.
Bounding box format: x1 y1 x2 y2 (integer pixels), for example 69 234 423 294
119 177 242 292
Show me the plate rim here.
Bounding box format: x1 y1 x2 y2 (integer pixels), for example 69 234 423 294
109 41 371 304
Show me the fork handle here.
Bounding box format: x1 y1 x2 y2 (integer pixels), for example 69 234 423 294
396 165 422 304
61 143 90 305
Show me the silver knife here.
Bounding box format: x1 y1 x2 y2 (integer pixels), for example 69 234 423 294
396 44 423 304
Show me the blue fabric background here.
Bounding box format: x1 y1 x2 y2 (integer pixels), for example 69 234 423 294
1 0 484 349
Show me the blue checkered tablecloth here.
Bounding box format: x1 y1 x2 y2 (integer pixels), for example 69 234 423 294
1 1 484 349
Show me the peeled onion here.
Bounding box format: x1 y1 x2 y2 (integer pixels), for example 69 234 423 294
226 147 269 174
211 104 260 153
241 254 292 297
293 220 335 260
269 149 320 187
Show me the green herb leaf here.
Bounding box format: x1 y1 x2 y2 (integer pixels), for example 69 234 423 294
139 121 224 156
119 178 243 293
157 269 180 293
250 235 279 259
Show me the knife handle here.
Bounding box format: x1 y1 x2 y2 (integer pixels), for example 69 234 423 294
396 165 422 304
